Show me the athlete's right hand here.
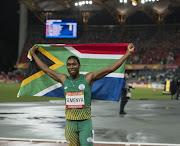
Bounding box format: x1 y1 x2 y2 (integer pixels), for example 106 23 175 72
31 45 38 55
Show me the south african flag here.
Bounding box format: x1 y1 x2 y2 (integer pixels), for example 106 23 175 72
18 43 129 101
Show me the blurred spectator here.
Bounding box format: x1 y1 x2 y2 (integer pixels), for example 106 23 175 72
0 69 25 83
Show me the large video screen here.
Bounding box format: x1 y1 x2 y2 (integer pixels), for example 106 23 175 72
45 20 77 38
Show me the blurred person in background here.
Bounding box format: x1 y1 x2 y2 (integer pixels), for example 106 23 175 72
171 74 180 100
119 73 129 115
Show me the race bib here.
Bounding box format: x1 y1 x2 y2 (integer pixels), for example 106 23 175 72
66 91 85 109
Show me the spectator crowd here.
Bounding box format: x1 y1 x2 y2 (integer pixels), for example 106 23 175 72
2 24 180 83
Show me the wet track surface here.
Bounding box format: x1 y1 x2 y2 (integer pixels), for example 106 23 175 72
0 99 180 145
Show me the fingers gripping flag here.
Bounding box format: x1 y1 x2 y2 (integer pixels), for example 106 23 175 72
18 43 129 101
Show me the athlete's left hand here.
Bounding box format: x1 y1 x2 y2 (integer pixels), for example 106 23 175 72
127 43 135 55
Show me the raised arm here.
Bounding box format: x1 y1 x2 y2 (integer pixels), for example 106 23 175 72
85 43 135 86
30 45 67 84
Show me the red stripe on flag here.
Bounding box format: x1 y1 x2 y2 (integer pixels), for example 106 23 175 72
51 43 129 55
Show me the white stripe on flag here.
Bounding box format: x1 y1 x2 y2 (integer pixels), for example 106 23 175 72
27 54 33 62
33 73 124 96
34 83 62 96
65 46 124 59
40 44 65 47
41 45 51 47
80 72 124 78
51 44 65 46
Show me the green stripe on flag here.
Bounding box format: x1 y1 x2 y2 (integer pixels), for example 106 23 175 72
80 58 126 73
43 46 126 74
19 67 68 96
19 45 126 96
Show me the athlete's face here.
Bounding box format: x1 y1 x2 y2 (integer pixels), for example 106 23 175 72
67 58 80 76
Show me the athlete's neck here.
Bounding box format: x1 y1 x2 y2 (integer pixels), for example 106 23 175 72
70 74 80 80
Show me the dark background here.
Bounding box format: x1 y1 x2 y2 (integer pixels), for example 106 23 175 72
0 0 19 72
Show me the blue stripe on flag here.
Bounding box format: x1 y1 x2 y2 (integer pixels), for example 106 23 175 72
43 87 64 98
43 77 123 101
92 77 123 101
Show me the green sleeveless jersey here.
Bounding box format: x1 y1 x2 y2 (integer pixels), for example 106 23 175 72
63 74 91 120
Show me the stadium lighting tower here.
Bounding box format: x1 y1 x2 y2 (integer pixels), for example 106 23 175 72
141 0 159 4
75 0 93 6
119 0 123 3
124 0 128 3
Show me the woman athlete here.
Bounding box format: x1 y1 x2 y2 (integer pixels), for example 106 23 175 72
30 43 135 146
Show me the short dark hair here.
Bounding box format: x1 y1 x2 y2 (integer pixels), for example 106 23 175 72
67 56 80 65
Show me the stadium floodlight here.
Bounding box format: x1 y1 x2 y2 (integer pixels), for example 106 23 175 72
119 0 123 3
152 0 155 1
141 0 145 4
89 1 93 4
75 0 93 6
79 1 82 6
124 0 127 3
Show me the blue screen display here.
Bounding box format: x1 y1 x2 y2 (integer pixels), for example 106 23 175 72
45 20 77 38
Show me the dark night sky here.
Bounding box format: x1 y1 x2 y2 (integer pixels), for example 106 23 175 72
0 0 19 42
0 0 19 72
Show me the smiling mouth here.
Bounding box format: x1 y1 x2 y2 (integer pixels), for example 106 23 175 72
70 70 75 73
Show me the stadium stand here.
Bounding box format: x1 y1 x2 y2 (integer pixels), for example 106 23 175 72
15 23 180 84
0 69 25 83
18 24 180 65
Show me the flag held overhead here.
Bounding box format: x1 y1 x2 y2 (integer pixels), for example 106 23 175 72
18 43 129 101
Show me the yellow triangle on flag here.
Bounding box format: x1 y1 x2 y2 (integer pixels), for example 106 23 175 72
21 46 64 87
